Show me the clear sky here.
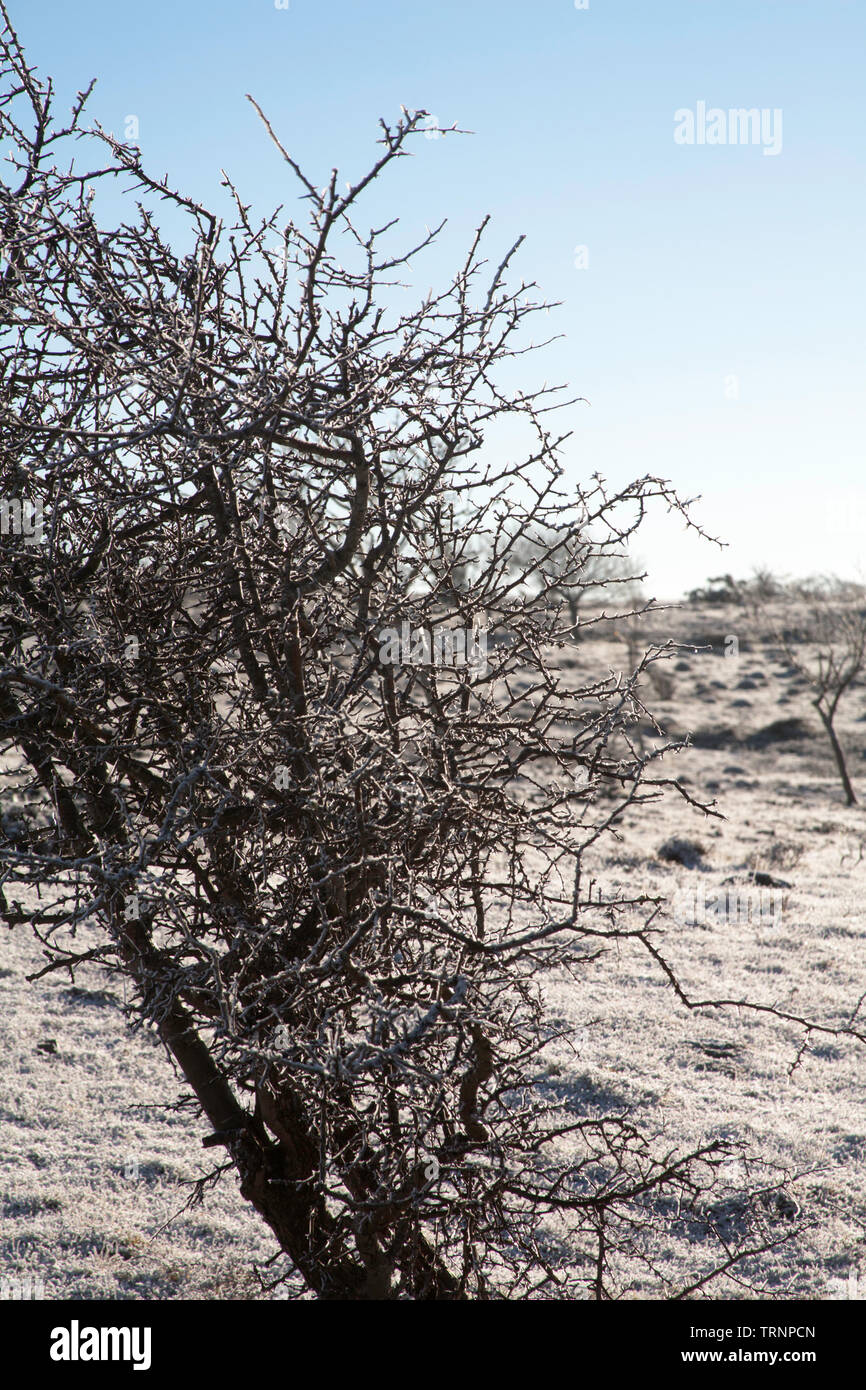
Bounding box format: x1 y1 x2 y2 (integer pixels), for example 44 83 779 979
14 0 865 600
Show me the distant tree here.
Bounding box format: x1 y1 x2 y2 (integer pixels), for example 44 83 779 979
686 573 739 605
776 584 866 806
505 519 643 635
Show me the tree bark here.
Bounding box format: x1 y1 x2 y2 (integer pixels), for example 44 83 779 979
816 704 857 806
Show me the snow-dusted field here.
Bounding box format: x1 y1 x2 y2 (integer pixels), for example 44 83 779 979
0 926 285 1301
2 598 865 1300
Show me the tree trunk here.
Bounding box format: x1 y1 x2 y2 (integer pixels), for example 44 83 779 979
816 704 857 806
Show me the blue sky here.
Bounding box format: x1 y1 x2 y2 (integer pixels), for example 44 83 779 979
17 0 865 599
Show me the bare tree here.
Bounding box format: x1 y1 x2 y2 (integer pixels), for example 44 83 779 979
505 519 643 636
1 9 861 1299
775 583 866 806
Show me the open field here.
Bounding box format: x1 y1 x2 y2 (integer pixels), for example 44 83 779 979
2 598 865 1300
